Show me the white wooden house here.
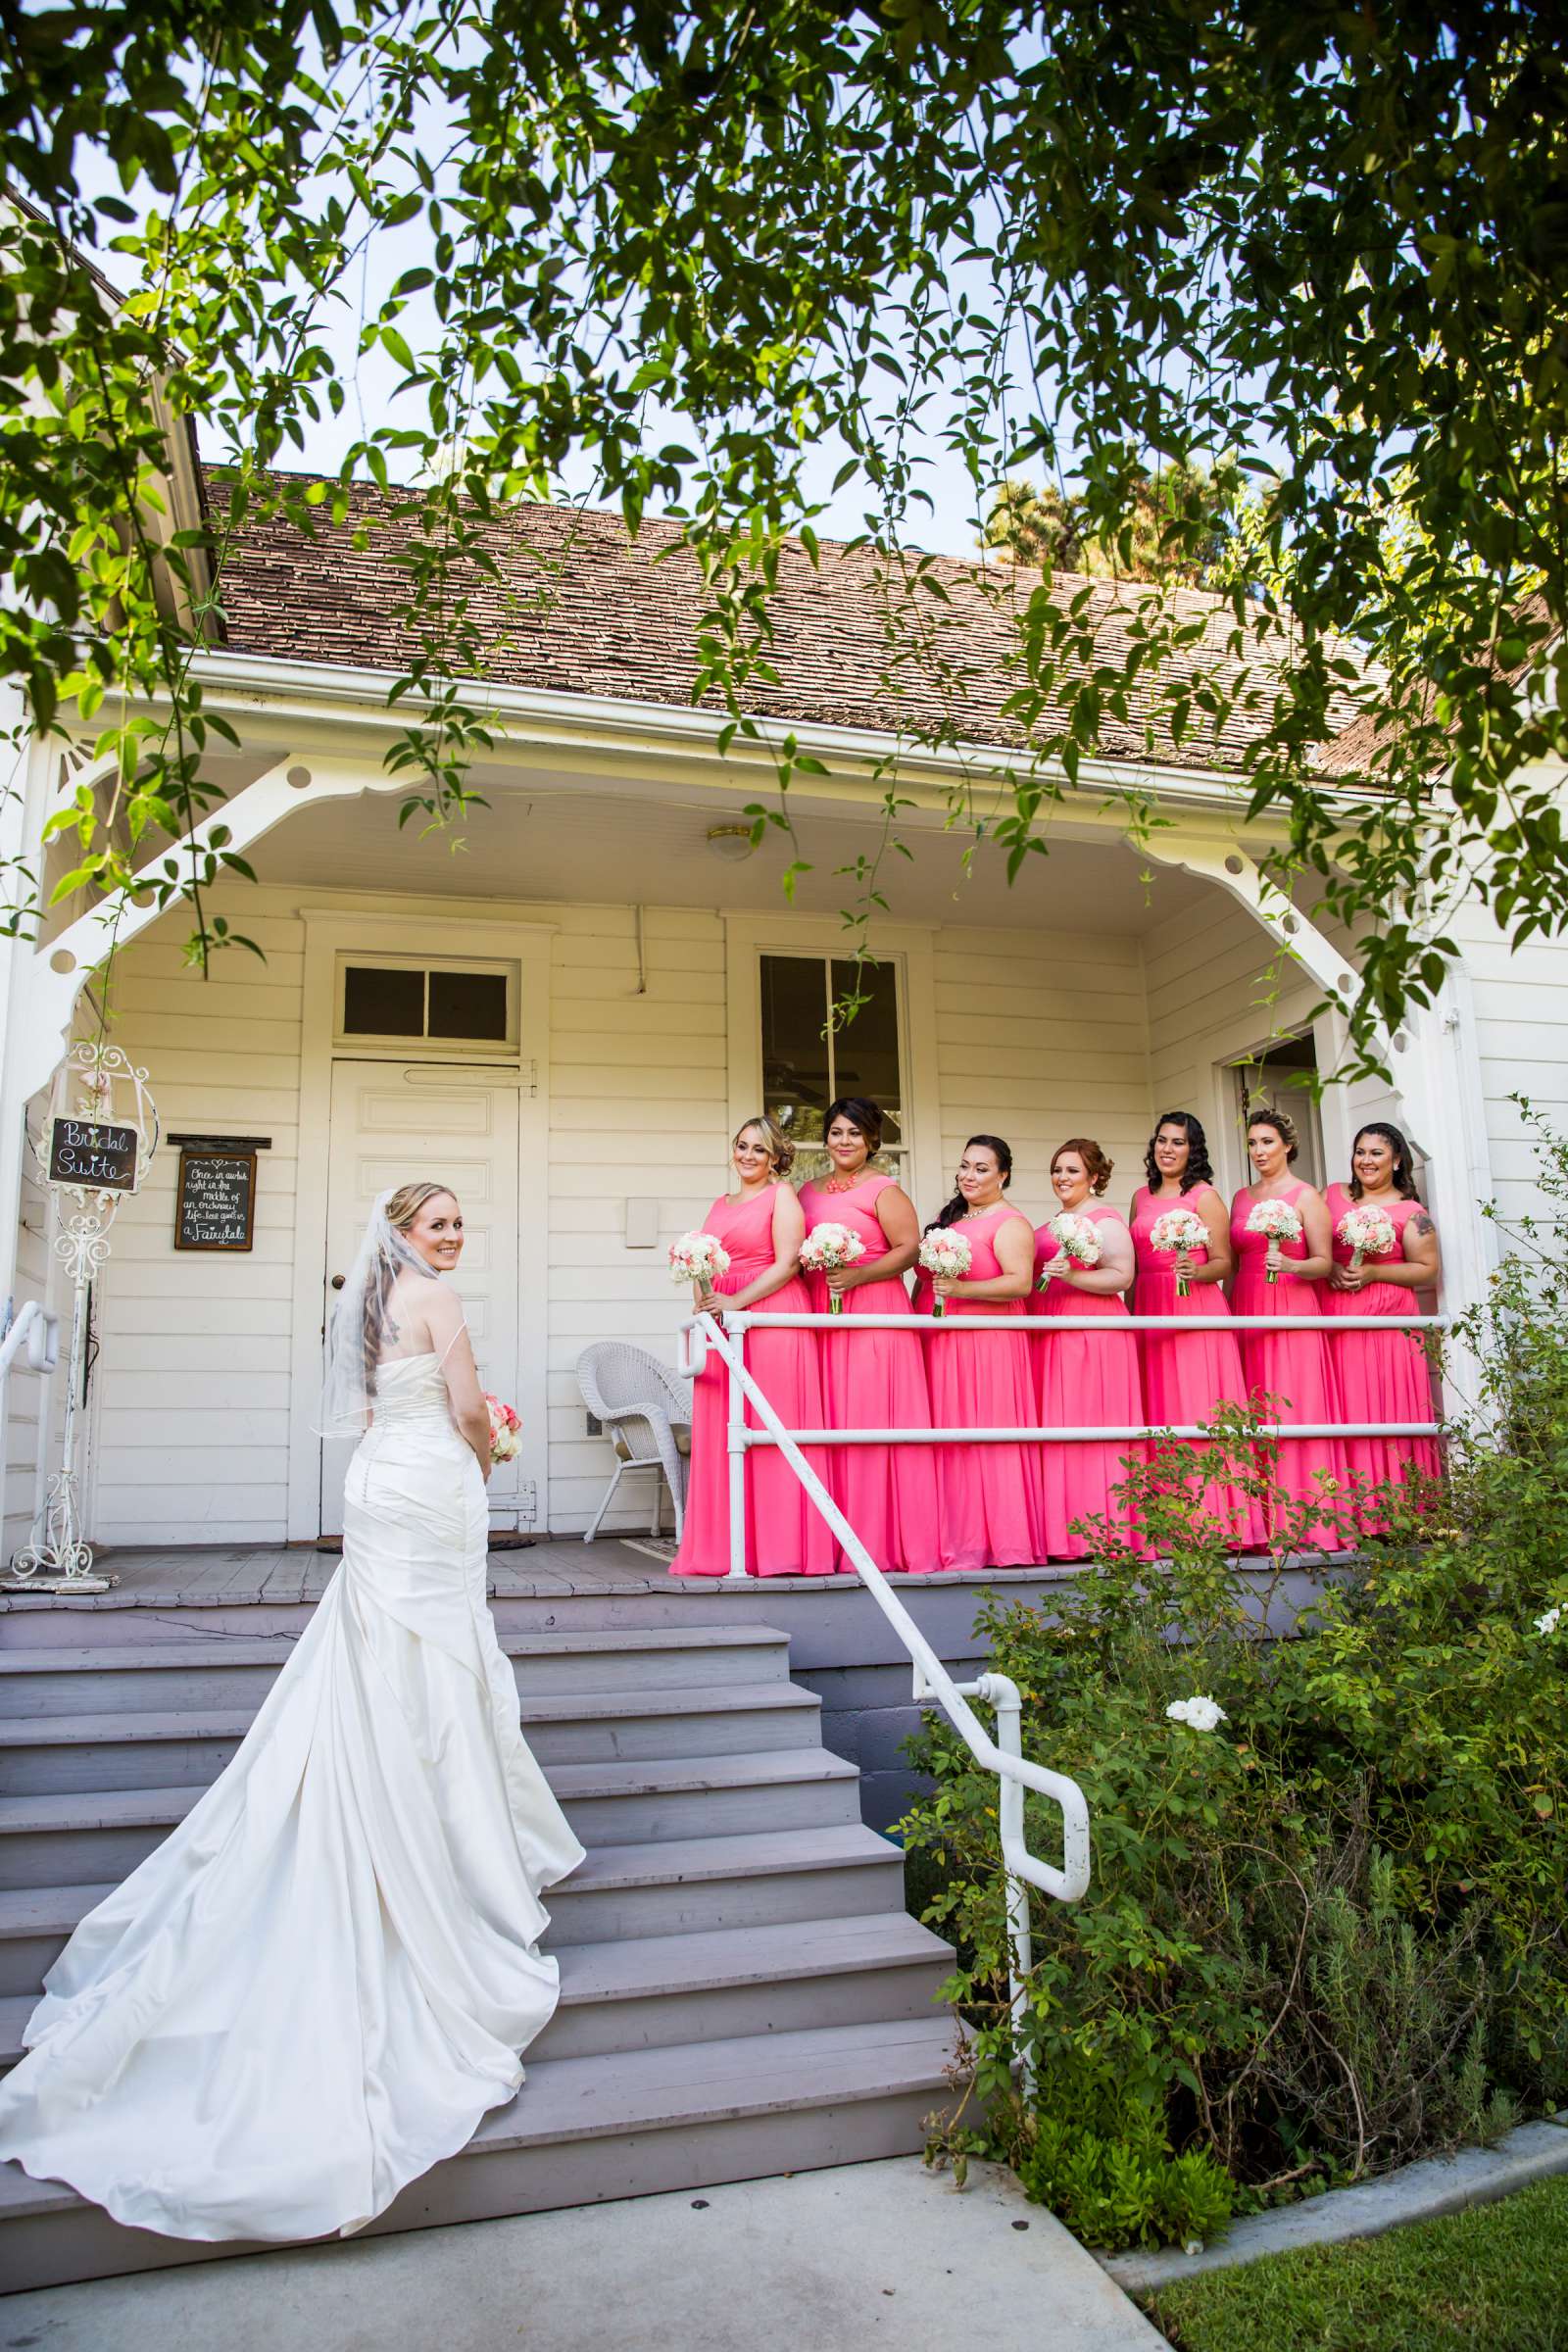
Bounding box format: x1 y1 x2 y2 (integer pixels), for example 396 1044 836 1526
0 435 1563 1563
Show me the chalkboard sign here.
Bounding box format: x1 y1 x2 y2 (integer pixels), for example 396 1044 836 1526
48 1116 138 1193
175 1148 256 1252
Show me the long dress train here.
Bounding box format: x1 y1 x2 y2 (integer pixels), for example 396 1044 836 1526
798 1172 940 1573
1323 1185 1443 1529
0 1354 585 2245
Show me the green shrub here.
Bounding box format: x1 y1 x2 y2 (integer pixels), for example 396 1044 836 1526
904 1104 1568 2249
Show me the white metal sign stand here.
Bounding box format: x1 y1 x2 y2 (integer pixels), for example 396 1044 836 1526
5 1040 159 1593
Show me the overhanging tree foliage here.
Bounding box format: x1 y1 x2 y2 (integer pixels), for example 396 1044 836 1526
1 0 1564 1062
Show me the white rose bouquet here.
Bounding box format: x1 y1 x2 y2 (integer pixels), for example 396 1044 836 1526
1244 1198 1302 1284
799 1221 866 1313
669 1232 731 1298
1149 1205 1207 1298
917 1228 971 1318
1337 1202 1397 1272
1040 1210 1102 1289
484 1394 521 1465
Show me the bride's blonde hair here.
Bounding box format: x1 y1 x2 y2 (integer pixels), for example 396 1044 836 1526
366 1181 458 1388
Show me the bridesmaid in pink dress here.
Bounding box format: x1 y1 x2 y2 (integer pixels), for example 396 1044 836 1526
1324 1122 1443 1528
798 1097 940 1573
1229 1105 1348 1554
1034 1138 1145 1558
1131 1111 1261 1547
671 1114 836 1579
924 1136 1045 1571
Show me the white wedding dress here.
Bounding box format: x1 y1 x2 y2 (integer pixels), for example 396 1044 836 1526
0 1351 585 2244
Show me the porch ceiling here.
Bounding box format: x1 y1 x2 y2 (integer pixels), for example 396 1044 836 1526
244 772 1213 933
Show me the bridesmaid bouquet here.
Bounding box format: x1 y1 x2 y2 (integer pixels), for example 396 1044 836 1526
1245 1198 1302 1283
1041 1210 1102 1288
917 1229 971 1317
484 1394 521 1465
669 1232 731 1293
1338 1202 1397 1271
1150 1206 1207 1297
799 1221 865 1313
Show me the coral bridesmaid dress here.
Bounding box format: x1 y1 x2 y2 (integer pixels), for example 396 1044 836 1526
927 1205 1045 1571
670 1185 835 1578
798 1173 940 1573
1034 1203 1146 1559
1230 1183 1348 1553
1130 1184 1261 1548
1323 1186 1443 1528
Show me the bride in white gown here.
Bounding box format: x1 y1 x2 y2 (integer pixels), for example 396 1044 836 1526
0 1181 584 2244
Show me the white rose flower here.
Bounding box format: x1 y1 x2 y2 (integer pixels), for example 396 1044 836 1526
1166 1695 1227 1733
1534 1607 1561 1637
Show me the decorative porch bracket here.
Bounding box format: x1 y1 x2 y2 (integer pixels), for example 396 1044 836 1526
1140 829 1494 1411
18 751 410 1104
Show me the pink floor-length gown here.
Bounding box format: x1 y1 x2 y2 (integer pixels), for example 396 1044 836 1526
1130 1184 1263 1548
670 1185 836 1578
1231 1183 1348 1554
1034 1203 1146 1559
927 1205 1045 1572
798 1174 941 1573
1323 1186 1443 1528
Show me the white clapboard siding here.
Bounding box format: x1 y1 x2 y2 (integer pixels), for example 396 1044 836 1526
1449 829 1568 1232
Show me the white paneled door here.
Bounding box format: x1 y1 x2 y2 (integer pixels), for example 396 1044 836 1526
320 1061 535 1537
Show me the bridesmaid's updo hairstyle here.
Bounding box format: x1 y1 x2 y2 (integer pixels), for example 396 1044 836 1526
1349 1121 1419 1200
735 1114 796 1179
824 1096 884 1154
927 1134 1013 1232
1246 1105 1299 1163
1052 1137 1114 1197
1144 1111 1214 1194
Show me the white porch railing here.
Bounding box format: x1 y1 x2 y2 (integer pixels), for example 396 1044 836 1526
675 1303 1447 2059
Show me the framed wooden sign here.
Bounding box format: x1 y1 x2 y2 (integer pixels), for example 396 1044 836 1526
48 1116 138 1193
174 1146 257 1253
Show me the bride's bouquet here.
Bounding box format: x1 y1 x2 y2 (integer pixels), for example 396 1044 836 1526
669 1231 731 1296
917 1228 971 1318
484 1394 521 1465
1337 1201 1397 1272
1245 1197 1302 1284
1149 1205 1207 1298
799 1221 865 1313
1040 1210 1101 1288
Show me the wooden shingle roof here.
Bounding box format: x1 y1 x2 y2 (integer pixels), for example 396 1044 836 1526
211 476 1364 773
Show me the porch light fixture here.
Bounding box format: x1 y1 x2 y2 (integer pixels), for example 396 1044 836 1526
705 824 758 862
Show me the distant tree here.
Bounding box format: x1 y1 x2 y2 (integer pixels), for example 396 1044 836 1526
983 461 1245 589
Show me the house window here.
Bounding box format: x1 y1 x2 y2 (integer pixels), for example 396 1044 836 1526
337 958 515 1053
1229 1030 1326 1190
760 954 906 1187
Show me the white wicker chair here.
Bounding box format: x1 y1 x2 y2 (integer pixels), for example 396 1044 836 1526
575 1342 694 1544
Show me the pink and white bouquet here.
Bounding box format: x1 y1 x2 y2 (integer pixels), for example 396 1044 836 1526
668 1231 731 1295
484 1394 521 1466
917 1228 971 1318
1150 1206 1207 1298
1337 1202 1397 1272
1040 1210 1101 1288
799 1221 865 1314
1245 1198 1302 1284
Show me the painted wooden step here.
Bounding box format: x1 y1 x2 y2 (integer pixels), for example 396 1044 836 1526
0 2016 960 2291
0 1624 793 1717
0 1912 952 2075
0 1683 824 1794
0 1750 865 1891
0 1827 907 1994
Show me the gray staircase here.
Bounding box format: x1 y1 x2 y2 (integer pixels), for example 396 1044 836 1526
0 1611 958 2291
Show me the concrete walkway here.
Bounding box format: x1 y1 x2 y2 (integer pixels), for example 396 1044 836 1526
0 2159 1167 2352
